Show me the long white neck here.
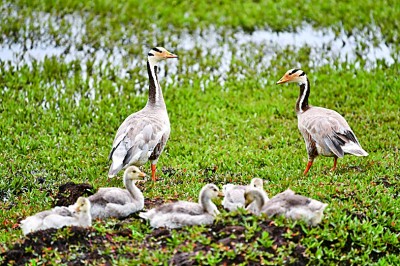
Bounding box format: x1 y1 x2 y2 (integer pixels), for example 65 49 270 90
199 192 220 215
146 57 166 109
124 176 144 202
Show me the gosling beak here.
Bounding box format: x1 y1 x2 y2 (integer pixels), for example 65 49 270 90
139 172 146 178
276 75 289 85
218 191 224 197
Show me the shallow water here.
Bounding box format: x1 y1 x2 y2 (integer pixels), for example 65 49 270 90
0 8 396 86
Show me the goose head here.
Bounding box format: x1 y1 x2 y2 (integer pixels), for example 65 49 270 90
148 47 178 63
74 197 91 214
250 178 264 189
276 69 307 85
199 184 223 215
123 166 147 186
244 189 266 211
200 184 223 200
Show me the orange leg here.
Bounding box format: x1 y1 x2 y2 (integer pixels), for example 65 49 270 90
151 164 157 181
331 157 338 171
303 161 313 175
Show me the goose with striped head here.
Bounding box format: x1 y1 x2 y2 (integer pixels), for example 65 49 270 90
276 69 368 175
108 47 178 181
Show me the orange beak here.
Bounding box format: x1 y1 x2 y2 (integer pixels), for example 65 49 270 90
139 172 146 178
276 75 290 84
166 52 178 59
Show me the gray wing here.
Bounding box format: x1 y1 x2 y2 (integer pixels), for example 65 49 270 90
52 206 75 216
222 185 246 211
108 111 170 177
89 188 132 205
299 107 362 158
156 201 204 215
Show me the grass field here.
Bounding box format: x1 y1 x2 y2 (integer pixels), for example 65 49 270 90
0 0 399 265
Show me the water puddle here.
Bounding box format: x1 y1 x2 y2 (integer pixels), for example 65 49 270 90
0 5 397 92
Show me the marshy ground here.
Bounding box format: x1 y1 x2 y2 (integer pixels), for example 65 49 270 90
1 0 399 265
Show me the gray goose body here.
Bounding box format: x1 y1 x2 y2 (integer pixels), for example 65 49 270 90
245 188 327 226
277 69 368 175
20 197 91 235
89 166 146 219
222 178 268 212
139 184 222 229
108 47 178 181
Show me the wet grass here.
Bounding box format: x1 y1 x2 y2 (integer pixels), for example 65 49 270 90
1 0 400 265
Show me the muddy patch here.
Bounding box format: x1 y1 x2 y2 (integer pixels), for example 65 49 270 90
53 182 94 207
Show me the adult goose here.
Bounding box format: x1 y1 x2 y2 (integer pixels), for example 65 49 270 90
222 178 269 212
245 188 327 226
139 184 222 229
89 166 146 219
276 69 368 175
108 47 178 181
20 197 91 235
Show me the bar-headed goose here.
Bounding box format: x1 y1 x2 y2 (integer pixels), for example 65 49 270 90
108 47 178 181
276 69 368 175
222 178 269 212
89 166 146 219
20 197 91 235
139 184 222 229
245 188 327 226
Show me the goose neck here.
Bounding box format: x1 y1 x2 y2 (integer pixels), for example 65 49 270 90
296 77 310 114
124 177 143 201
146 59 166 109
200 194 219 215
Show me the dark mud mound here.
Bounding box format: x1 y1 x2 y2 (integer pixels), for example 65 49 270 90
170 217 309 265
53 182 94 207
1 227 107 266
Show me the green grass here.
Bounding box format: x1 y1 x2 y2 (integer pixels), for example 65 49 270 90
1 0 400 265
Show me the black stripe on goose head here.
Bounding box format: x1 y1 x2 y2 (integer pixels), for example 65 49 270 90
289 69 300 75
151 47 162 53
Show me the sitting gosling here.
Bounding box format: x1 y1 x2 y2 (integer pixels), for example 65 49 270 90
20 197 91 235
139 184 222 229
89 166 146 219
245 188 327 226
222 178 269 212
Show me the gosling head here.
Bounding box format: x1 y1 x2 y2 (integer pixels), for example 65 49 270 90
74 197 91 213
148 47 178 63
123 166 147 185
244 189 266 209
276 69 307 85
201 184 223 200
250 178 264 189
